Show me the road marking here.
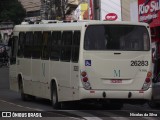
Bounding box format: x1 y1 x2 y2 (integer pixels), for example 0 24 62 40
0 99 43 111
62 110 103 120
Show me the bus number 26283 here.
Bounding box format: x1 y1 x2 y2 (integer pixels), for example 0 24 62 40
131 60 148 66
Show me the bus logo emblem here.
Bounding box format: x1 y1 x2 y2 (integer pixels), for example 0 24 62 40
114 70 120 77
85 60 91 66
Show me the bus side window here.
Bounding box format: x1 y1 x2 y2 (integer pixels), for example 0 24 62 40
33 32 42 59
18 32 25 57
72 31 80 63
10 36 18 65
24 32 33 58
50 31 61 61
42 32 50 60
61 31 72 62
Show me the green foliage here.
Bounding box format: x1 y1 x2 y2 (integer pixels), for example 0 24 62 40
0 0 26 24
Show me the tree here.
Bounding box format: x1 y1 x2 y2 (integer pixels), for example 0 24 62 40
0 0 26 24
41 0 80 20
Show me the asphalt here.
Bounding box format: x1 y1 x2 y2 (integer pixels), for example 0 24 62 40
0 67 83 120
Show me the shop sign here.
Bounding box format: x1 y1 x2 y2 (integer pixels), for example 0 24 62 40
105 13 118 21
138 0 160 27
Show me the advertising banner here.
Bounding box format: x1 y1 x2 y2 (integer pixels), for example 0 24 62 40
138 0 160 27
74 1 91 20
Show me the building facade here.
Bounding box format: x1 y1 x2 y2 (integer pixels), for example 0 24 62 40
18 0 41 20
18 0 133 21
121 0 131 21
75 0 132 21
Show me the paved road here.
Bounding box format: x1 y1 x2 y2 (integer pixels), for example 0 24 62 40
0 67 160 120
0 67 9 89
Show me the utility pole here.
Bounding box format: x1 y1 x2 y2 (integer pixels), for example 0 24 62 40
93 0 100 20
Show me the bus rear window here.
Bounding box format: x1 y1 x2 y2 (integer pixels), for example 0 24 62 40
84 25 150 51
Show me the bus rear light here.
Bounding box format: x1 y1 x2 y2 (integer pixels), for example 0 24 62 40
145 78 150 83
80 70 91 90
142 75 151 91
147 71 152 78
83 77 88 82
81 71 87 77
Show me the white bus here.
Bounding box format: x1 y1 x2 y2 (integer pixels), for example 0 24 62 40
9 20 153 109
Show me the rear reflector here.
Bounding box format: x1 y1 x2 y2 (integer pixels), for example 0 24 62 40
81 71 87 77
90 91 95 93
83 77 88 82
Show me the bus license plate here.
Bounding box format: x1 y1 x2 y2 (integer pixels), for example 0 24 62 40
111 79 122 83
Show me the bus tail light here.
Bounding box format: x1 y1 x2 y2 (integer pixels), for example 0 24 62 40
145 78 151 83
81 71 87 77
80 70 91 90
83 77 88 82
141 71 152 91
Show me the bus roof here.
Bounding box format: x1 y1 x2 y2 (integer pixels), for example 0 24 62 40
13 20 149 32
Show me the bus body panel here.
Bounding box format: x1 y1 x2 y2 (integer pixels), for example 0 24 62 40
50 61 73 101
31 59 42 97
70 63 80 100
40 60 50 99
79 87 152 100
83 51 151 90
18 58 32 95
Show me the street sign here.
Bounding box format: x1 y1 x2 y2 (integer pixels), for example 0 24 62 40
105 13 118 21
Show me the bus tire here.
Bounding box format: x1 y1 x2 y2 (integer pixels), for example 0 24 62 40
51 82 61 109
19 80 28 101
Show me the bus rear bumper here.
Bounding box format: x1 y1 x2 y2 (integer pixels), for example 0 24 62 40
79 88 152 100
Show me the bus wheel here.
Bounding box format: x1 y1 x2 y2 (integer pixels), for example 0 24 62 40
51 83 61 109
19 81 28 101
19 81 35 101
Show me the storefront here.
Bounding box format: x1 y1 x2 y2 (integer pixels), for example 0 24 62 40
138 0 160 76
